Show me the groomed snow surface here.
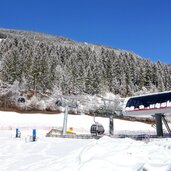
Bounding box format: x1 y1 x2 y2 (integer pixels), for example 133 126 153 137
0 112 171 171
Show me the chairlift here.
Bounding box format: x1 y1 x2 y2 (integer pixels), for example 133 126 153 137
90 123 105 136
56 96 78 108
18 97 25 103
68 101 78 108
56 100 62 106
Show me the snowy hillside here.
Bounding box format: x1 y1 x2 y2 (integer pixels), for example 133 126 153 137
0 111 157 136
0 28 171 109
0 111 171 171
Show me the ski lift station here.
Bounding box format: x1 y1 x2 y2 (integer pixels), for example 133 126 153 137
122 91 171 136
122 91 171 117
47 91 171 138
96 91 171 137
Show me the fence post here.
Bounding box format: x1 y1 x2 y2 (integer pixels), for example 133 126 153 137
16 128 20 138
33 129 36 141
109 115 114 136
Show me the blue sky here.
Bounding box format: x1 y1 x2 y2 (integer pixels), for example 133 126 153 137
0 0 171 64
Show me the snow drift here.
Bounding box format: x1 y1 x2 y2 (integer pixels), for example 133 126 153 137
0 111 171 170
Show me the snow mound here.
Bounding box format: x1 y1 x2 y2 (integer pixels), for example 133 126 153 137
0 112 171 170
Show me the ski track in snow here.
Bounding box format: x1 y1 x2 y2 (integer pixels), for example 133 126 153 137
0 111 171 171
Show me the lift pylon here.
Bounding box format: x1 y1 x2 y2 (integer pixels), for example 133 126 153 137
153 113 171 137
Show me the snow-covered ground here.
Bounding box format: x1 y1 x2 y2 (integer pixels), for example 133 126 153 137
0 111 171 171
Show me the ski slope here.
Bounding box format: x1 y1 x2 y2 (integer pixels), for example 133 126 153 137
0 111 171 171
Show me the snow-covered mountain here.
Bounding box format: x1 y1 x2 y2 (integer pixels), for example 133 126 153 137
0 28 170 111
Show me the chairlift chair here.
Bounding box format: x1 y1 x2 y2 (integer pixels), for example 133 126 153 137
18 97 25 103
90 123 105 136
